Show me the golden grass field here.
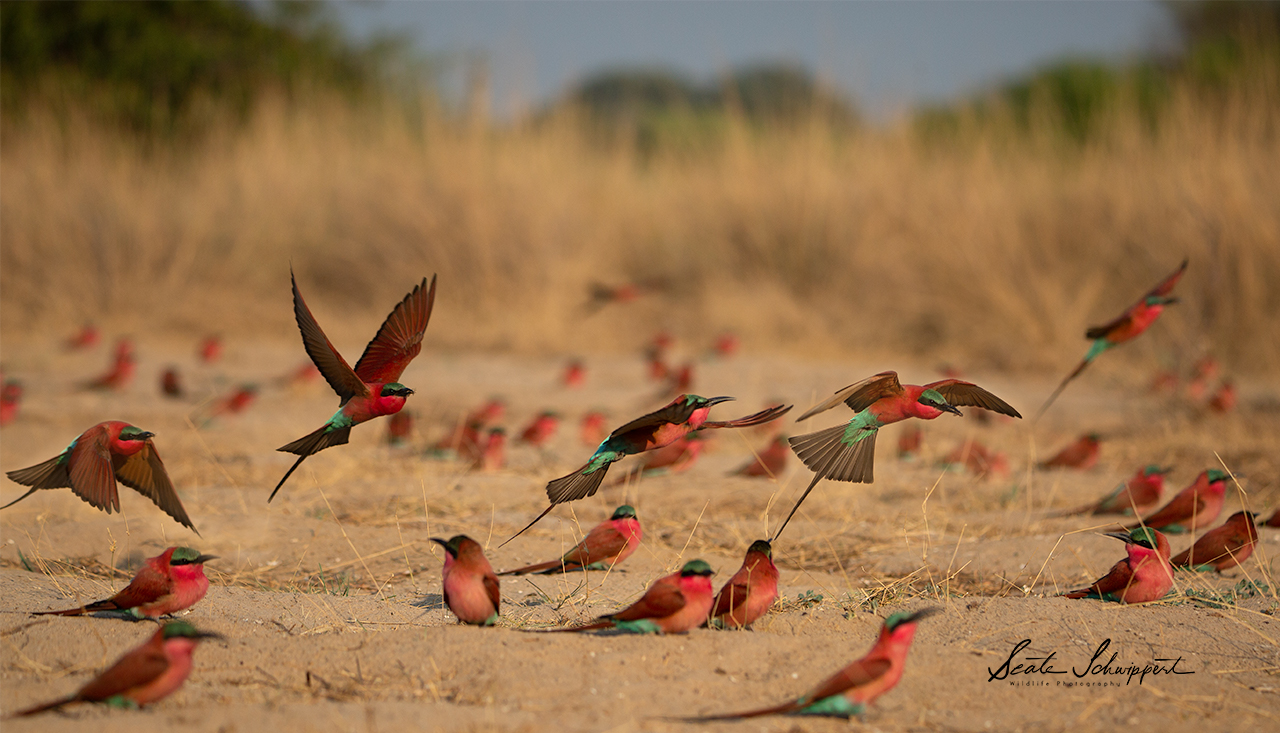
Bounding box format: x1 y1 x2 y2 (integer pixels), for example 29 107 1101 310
1 51 1279 732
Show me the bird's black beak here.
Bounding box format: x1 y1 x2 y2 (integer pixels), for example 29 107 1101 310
1103 531 1134 544
138 431 156 440
706 396 734 407
194 554 219 564
429 537 448 548
941 404 962 417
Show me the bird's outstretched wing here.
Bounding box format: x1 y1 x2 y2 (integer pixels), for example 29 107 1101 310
291 271 369 403
68 425 120 512
797 372 903 422
610 397 699 437
924 380 1022 418
354 275 438 384
1085 258 1188 338
114 441 197 533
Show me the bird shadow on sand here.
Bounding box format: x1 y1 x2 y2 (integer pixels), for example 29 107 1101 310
410 593 444 609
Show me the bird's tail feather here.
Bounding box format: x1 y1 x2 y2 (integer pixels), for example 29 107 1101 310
269 426 352 502
546 463 611 504
497 559 564 576
12 696 75 717
772 472 823 542
500 504 557 548
0 487 41 511
678 700 802 721
1033 357 1091 423
5 455 72 492
789 424 877 483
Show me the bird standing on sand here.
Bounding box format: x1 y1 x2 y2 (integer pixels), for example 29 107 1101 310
545 560 715 634
687 608 937 719
1124 469 1229 534
503 395 790 544
1038 433 1102 470
432 535 500 626
1061 527 1172 603
1036 259 1187 421
499 505 642 576
1171 511 1258 572
84 338 136 391
1054 465 1171 516
730 435 790 478
11 622 222 717
270 271 437 501
4 421 196 533
35 547 215 618
775 371 1020 541
707 540 779 629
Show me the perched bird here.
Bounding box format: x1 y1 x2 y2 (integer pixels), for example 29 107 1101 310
688 608 938 719
384 410 414 446
706 539 779 629
160 368 184 399
1038 433 1102 470
1053 465 1172 517
1186 355 1220 401
11 621 222 717
270 271 437 501
548 559 715 634
580 410 608 446
431 535 500 626
1171 511 1258 572
198 335 222 364
472 427 506 472
1148 368 1179 395
776 371 1020 541
0 379 22 426
433 398 506 457
608 432 706 487
713 333 740 358
518 411 560 447
277 361 321 389
504 396 791 544
645 342 670 382
499 505 642 576
204 384 258 423
563 359 586 388
1036 259 1187 421
658 362 695 399
84 338 136 391
1264 510 1280 529
896 424 922 460
64 323 101 351
1208 379 1237 414
1124 469 1230 534
939 439 1009 480
35 546 215 618
730 435 790 478
1061 527 1172 603
4 421 196 533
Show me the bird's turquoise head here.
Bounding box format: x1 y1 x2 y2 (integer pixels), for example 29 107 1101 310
161 621 224 641
917 389 962 416
680 559 714 577
118 426 155 442
1144 295 1179 307
684 395 734 409
1206 469 1231 484
170 547 218 566
1107 527 1161 550
611 505 638 521
746 539 773 558
884 607 940 631
1143 465 1173 476
380 383 414 398
430 535 476 558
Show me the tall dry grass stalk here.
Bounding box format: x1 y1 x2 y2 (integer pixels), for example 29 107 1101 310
2 67 1277 374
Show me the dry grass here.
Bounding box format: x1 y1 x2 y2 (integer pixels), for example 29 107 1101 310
2 60 1278 376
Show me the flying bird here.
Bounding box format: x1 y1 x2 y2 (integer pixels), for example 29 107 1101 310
1061 527 1172 603
11 622 222 717
35 546 215 618
775 371 1020 541
499 505 642 576
544 560 715 634
270 271 437 501
706 539 779 629
1171 511 1258 572
687 608 937 719
1036 259 1187 421
431 535 500 626
503 395 790 545
4 421 196 533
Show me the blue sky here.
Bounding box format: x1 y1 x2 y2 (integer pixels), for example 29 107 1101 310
334 1 1180 120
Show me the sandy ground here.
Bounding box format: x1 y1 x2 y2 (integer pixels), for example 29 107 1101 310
1 337 1278 732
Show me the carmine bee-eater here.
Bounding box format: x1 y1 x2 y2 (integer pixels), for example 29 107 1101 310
384 410 414 446
1053 465 1172 517
688 608 938 719
472 427 506 472
1171 511 1258 572
608 432 706 487
706 540 778 629
11 621 222 717
160 368 184 398
1036 258 1187 421
499 505 642 576
431 535 500 626
580 410 608 446
198 335 222 364
204 384 258 424
563 359 586 388
1208 379 1237 413
547 559 715 634
0 379 22 426
518 411 560 447
939 439 1009 480
1124 469 1229 534
503 396 791 545
775 371 1020 541
4 421 196 533
35 546 215 618
713 332 740 358
730 435 789 478
1264 510 1280 528
65 323 101 351
1061 527 1172 603
84 338 136 391
896 424 922 460
1038 433 1102 470
269 271 437 501
1187 354 1220 401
